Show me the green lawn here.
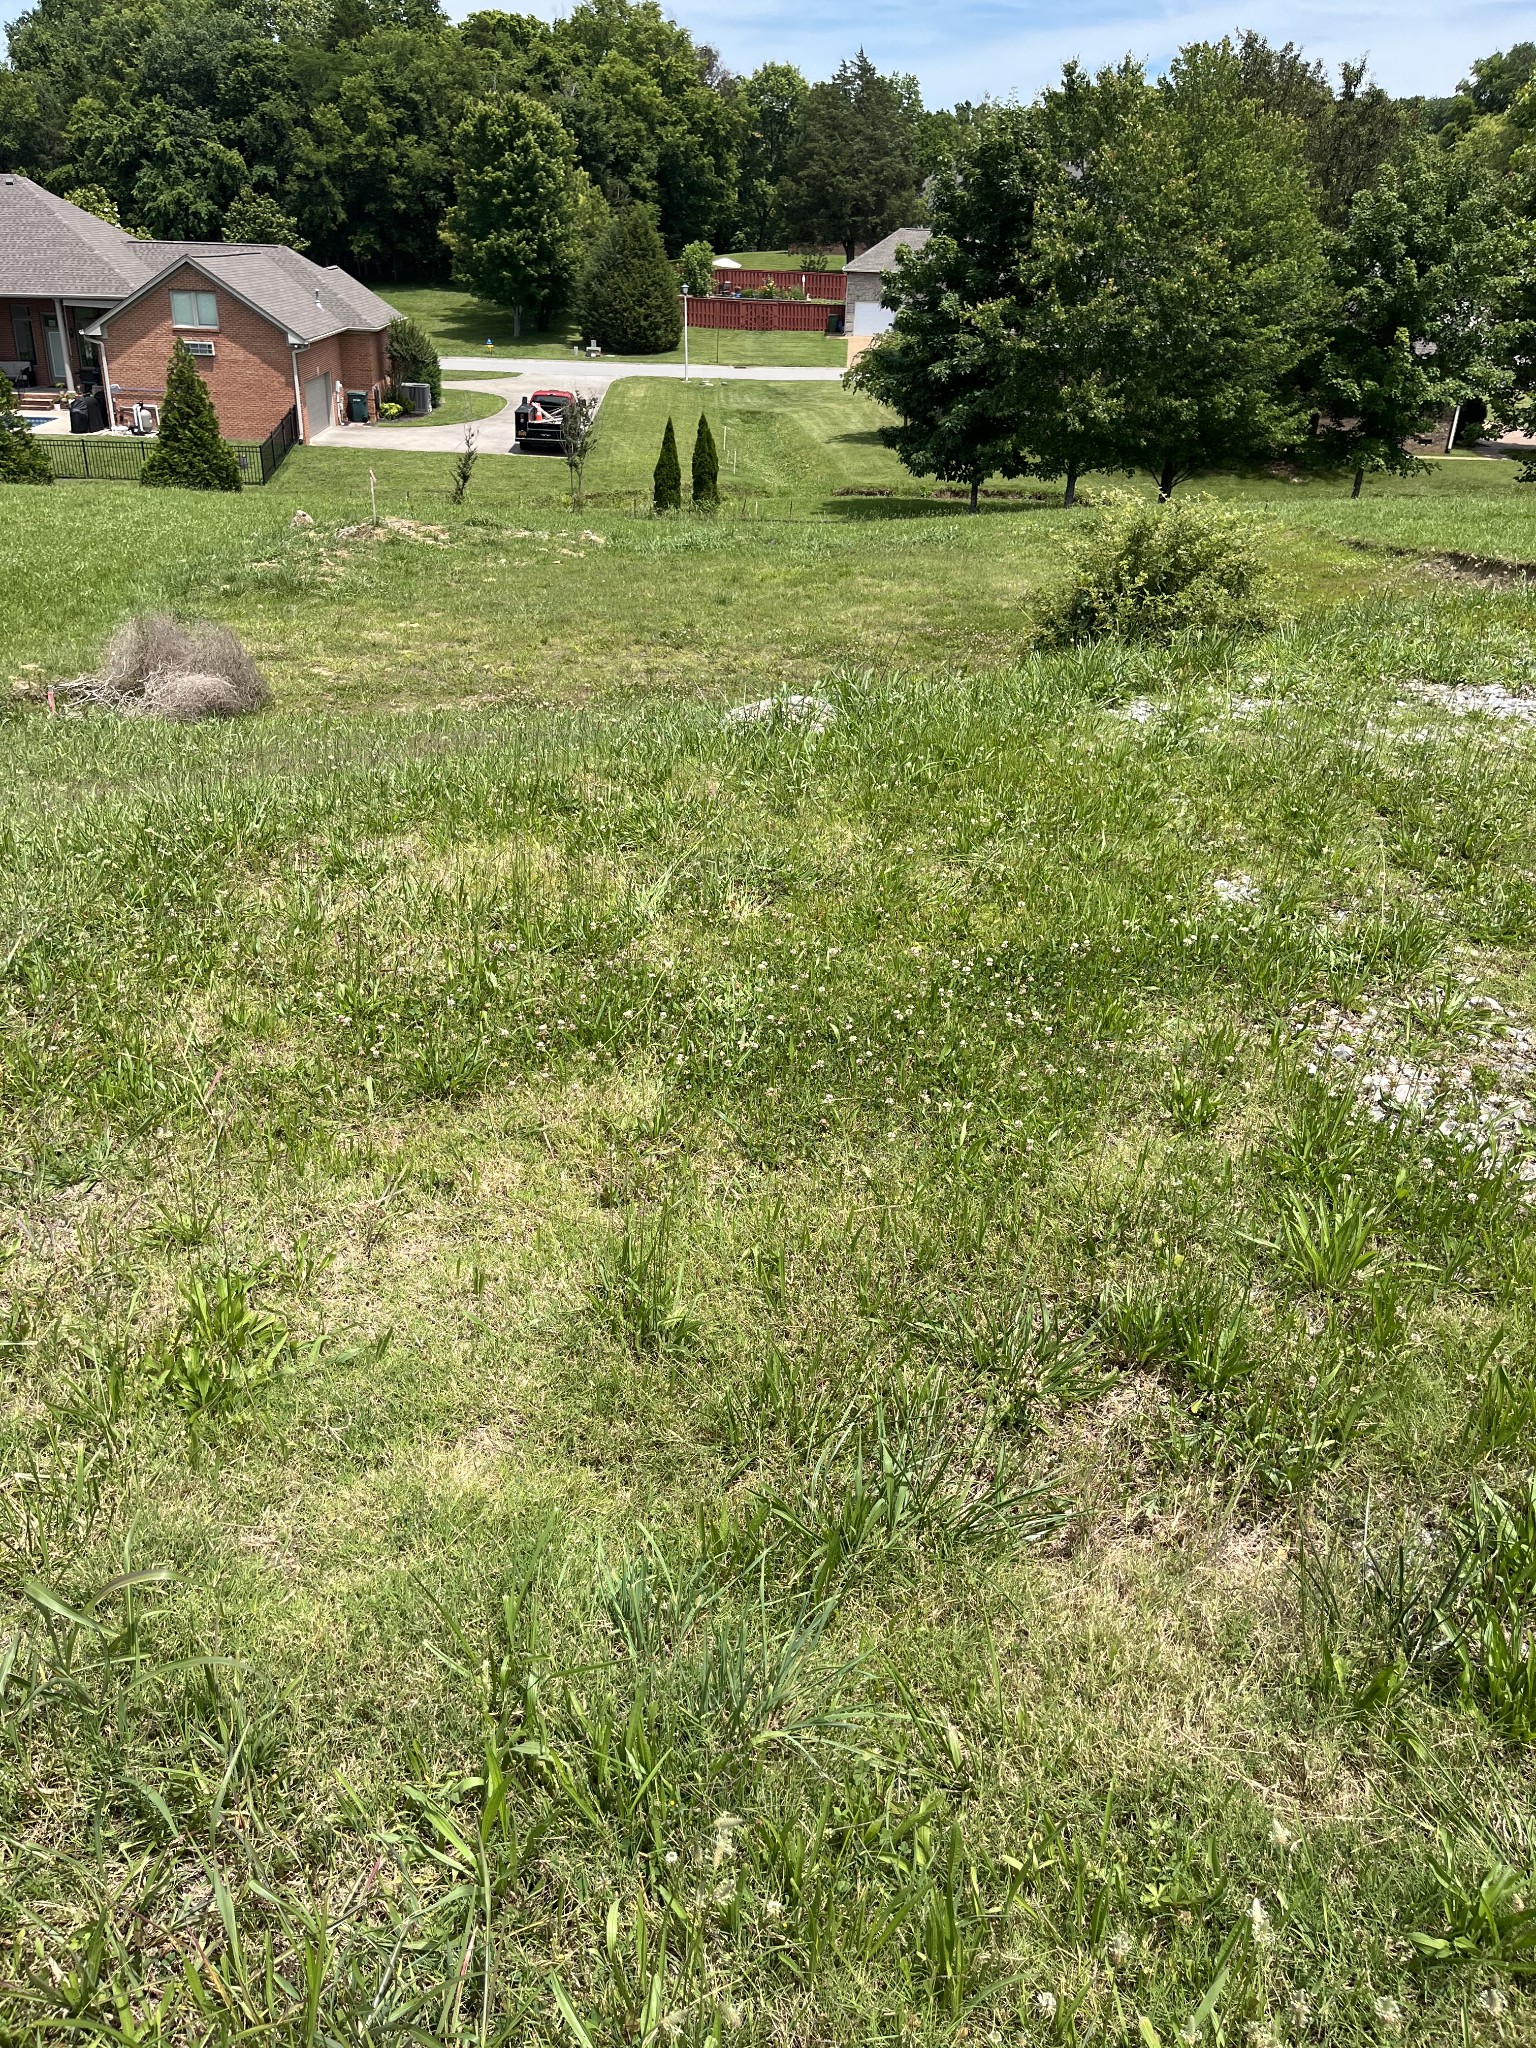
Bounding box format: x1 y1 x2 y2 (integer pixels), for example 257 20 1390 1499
4 396 1536 2046
388 282 847 368
725 248 846 270
376 384 506 429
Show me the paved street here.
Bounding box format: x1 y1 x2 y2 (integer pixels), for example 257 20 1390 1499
308 355 846 453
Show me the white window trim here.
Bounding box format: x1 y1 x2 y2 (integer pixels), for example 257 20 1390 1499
170 290 220 331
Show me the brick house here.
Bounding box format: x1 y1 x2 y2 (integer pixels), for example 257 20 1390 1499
0 174 398 443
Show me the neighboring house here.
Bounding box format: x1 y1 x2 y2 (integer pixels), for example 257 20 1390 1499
0 174 398 444
844 228 930 369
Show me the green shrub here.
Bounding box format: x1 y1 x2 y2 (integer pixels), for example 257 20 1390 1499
653 415 681 512
0 374 52 485
387 314 441 407
677 240 715 297
691 414 719 506
1038 492 1269 646
580 206 682 354
139 341 240 492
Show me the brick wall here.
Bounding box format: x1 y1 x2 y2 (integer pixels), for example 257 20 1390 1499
99 262 386 441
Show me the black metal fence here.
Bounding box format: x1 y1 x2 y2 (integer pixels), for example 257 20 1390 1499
41 406 300 486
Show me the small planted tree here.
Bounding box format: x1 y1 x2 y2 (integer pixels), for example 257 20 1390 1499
581 207 683 355
560 393 599 507
451 423 478 506
388 314 441 408
140 340 240 491
653 416 681 511
691 414 719 506
0 374 53 485
677 241 715 297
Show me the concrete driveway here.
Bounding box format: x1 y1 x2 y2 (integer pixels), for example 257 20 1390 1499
308 354 846 453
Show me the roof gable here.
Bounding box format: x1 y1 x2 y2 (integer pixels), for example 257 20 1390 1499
0 174 158 298
89 247 399 344
846 228 932 274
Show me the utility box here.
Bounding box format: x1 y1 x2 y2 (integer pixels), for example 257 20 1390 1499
401 381 433 416
346 389 369 423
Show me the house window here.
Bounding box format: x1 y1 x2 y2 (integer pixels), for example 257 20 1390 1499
171 291 219 329
11 309 35 363
184 339 216 358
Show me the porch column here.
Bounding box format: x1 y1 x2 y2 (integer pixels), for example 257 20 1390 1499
52 298 76 395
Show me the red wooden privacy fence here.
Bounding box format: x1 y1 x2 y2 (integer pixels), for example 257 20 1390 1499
711 268 846 301
687 297 843 332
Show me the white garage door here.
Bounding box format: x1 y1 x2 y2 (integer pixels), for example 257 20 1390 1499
303 373 332 440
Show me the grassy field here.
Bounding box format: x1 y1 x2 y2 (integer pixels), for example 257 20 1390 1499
725 250 846 270
389 284 847 369
378 386 507 429
3 392 1536 2046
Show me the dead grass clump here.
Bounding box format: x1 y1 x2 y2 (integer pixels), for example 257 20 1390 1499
73 613 270 721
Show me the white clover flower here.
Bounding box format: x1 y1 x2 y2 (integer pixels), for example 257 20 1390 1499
1033 1991 1058 2019
1270 1818 1296 1852
1248 1897 1273 1946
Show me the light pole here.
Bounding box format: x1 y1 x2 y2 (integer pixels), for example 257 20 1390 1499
681 286 689 381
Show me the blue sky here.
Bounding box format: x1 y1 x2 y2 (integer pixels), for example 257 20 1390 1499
481 0 1532 105
1 0 1527 102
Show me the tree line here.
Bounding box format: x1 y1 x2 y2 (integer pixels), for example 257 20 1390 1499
855 37 1536 499
0 0 937 283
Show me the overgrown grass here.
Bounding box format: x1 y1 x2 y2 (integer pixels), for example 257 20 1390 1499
2 415 1536 2044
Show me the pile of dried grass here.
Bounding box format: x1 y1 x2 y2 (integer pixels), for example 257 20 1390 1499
70 614 270 722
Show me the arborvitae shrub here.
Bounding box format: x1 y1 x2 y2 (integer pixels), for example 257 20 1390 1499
581 207 682 354
139 342 241 491
387 314 442 407
1038 493 1269 646
0 374 52 485
691 414 719 506
653 416 681 512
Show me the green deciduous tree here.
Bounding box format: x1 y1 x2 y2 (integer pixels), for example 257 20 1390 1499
580 203 681 352
1306 137 1503 493
0 374 53 485
139 340 241 491
1031 49 1327 497
677 239 714 296
225 188 308 247
653 413 680 509
734 61 806 247
445 93 594 335
690 412 718 503
780 51 921 261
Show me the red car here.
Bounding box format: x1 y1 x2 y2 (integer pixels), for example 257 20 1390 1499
514 389 573 454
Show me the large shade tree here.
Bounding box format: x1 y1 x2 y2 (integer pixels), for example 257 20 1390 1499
779 51 920 260
445 92 597 333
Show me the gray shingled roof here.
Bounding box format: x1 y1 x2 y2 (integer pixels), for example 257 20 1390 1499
0 174 158 297
0 175 398 338
845 228 932 274
116 243 399 341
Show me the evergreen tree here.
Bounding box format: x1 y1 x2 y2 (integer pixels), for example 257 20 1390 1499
653 415 681 511
445 93 591 337
140 340 241 491
780 52 921 261
691 413 719 504
388 315 441 407
581 206 682 354
0 374 53 485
